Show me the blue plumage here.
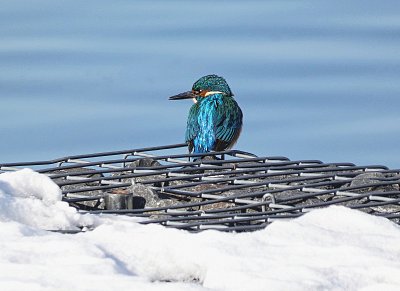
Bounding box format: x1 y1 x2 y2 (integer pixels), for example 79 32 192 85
169 75 243 153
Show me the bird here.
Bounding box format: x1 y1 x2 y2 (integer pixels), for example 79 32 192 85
169 74 243 154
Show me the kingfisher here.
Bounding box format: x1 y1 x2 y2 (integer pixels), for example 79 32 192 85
169 74 243 154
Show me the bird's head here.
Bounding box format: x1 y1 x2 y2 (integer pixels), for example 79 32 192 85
169 74 233 103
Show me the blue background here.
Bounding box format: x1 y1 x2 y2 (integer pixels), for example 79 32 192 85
1 0 400 167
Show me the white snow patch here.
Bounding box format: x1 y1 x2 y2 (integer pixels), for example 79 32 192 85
0 169 95 229
1 169 400 290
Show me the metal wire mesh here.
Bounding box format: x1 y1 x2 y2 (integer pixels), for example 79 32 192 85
1 143 400 232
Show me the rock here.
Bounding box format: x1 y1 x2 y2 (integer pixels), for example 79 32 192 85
350 172 399 192
50 168 105 209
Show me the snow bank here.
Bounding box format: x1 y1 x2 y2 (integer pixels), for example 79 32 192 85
0 169 95 229
1 169 400 290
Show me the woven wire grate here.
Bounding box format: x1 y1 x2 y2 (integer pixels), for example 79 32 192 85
1 143 400 232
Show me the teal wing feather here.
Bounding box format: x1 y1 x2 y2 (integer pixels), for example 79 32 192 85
214 98 243 151
185 97 243 152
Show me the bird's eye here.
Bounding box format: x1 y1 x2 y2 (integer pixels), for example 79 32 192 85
194 90 201 95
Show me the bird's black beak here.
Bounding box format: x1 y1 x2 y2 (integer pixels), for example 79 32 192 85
169 91 197 100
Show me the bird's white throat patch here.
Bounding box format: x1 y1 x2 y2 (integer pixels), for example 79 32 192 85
205 91 224 96
193 91 224 103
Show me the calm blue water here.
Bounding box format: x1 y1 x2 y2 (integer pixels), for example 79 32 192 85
1 0 400 167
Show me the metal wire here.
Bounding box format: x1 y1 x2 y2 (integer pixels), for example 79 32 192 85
2 143 399 232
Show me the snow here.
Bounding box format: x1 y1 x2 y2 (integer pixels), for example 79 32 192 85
1 169 400 291
0 169 95 230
